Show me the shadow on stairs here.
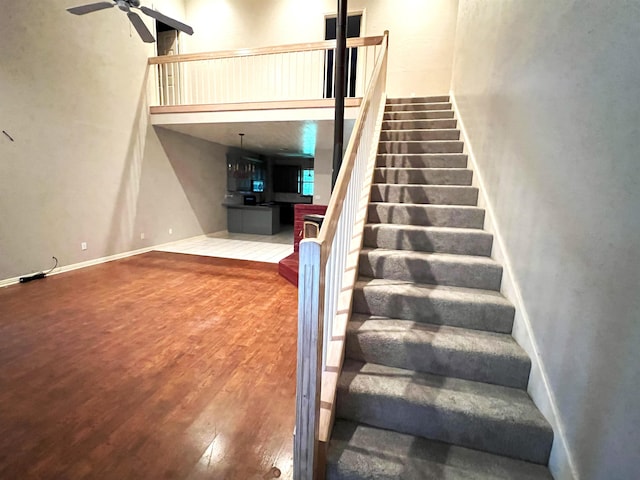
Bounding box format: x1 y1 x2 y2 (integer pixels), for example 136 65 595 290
325 95 554 479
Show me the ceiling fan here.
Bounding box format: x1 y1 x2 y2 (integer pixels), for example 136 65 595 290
67 0 194 43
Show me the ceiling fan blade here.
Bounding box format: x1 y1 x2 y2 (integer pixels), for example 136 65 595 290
127 12 155 43
139 6 194 36
67 1 114 15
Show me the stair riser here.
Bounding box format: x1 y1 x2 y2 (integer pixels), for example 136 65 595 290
378 141 464 154
371 185 479 206
352 287 515 333
383 119 457 130
345 328 531 389
380 130 460 142
374 168 472 185
359 252 503 290
367 204 485 228
376 154 467 169
336 388 552 465
363 226 493 256
384 111 454 121
386 103 452 112
387 95 449 104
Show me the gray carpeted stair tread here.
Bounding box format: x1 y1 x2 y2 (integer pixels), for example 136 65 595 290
374 167 473 185
346 314 531 389
327 421 553 480
359 248 503 290
353 277 515 333
336 361 553 465
376 153 467 168
330 96 551 476
382 118 458 130
367 203 485 228
371 184 479 205
363 224 493 256
384 110 455 121
380 129 461 142
378 140 464 154
386 102 453 112
387 95 450 104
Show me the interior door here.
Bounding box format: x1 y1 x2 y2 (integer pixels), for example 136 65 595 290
157 29 180 105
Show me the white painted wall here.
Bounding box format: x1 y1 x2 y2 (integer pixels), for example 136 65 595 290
0 0 227 281
450 1 640 479
182 0 459 96
313 148 333 205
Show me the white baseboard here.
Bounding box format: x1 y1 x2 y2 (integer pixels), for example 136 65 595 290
0 235 209 289
450 92 578 480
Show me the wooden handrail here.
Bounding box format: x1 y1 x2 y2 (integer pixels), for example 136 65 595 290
148 35 384 65
317 33 388 445
293 31 388 480
317 35 388 250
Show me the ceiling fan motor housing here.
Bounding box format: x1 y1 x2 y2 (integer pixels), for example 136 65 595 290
117 0 141 12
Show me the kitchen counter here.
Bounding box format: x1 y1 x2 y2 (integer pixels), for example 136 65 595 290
224 204 281 235
224 204 278 211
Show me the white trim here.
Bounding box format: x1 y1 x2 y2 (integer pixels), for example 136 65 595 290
150 106 360 126
450 91 579 480
0 235 209 289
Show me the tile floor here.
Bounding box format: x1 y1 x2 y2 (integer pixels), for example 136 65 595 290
156 227 294 264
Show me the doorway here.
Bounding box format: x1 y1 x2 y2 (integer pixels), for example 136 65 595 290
156 21 180 104
324 14 362 99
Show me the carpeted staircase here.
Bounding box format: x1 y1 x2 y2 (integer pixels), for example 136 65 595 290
326 96 554 479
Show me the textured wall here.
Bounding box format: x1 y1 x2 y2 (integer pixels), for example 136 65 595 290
0 0 226 281
450 1 640 479
182 0 459 96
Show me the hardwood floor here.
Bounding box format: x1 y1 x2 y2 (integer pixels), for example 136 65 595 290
0 252 298 479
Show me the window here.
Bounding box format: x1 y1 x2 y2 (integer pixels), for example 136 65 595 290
324 14 362 98
252 180 264 192
300 168 314 196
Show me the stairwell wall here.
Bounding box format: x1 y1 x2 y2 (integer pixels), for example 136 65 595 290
450 1 640 479
0 0 227 282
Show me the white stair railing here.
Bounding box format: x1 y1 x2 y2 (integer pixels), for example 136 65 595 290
148 36 385 109
294 31 388 480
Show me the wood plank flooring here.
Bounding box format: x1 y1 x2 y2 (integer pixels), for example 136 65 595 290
0 252 298 479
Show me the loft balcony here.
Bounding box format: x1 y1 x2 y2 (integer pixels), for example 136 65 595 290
148 35 384 113
146 36 385 152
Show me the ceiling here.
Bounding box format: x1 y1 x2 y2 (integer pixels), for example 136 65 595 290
155 119 355 157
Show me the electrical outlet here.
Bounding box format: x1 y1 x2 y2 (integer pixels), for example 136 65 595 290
81 242 87 251
140 233 145 240
169 228 173 235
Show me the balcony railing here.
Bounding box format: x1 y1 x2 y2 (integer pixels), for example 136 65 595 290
147 35 385 112
293 32 388 479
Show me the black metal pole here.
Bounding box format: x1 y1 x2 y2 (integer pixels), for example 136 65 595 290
331 0 348 189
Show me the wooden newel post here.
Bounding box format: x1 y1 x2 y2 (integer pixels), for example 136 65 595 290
294 239 325 479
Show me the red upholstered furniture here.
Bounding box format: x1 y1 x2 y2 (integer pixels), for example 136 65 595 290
278 204 328 286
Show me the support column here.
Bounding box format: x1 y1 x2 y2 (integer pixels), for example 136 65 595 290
331 0 348 189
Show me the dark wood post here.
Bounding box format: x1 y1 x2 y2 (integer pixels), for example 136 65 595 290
331 0 348 189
